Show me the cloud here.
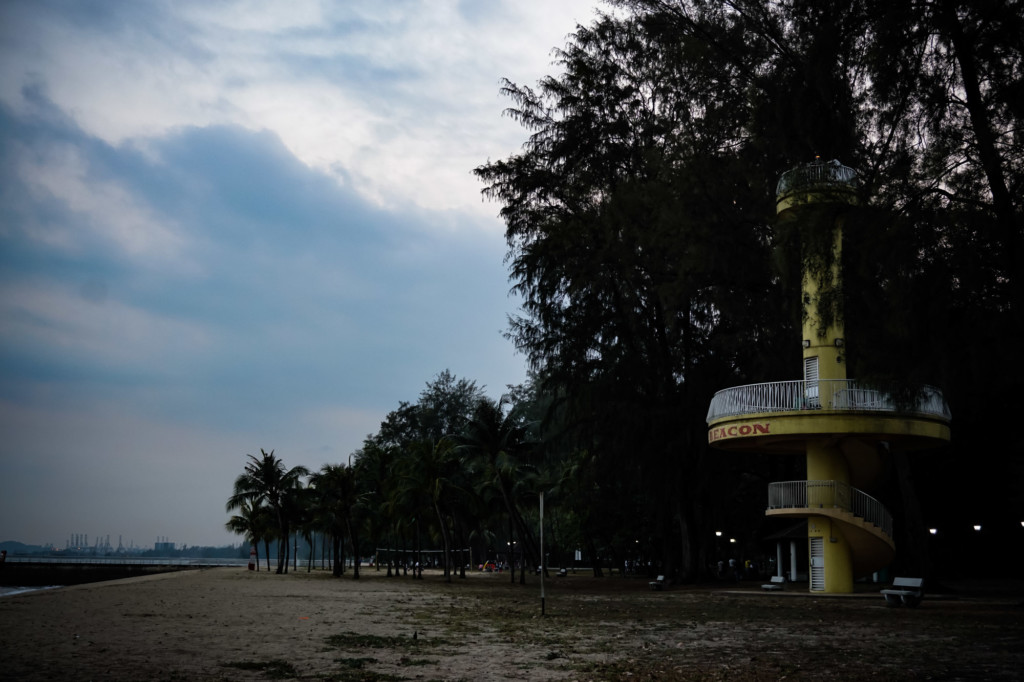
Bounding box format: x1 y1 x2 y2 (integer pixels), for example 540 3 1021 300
0 0 598 216
0 0 598 548
0 97 519 451
14 139 187 258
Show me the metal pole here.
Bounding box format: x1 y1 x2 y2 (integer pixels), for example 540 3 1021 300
540 492 545 616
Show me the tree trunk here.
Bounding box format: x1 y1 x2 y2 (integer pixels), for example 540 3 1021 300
435 502 452 582
586 536 603 578
276 510 287 574
676 498 695 583
346 519 361 580
332 532 343 577
509 516 516 584
893 450 929 578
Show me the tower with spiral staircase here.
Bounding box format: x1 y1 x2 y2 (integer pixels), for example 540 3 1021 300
706 159 951 593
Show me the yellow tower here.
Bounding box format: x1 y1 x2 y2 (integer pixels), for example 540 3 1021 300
706 159 951 593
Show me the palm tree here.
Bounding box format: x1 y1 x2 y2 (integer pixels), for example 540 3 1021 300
225 496 278 571
456 397 540 573
228 449 309 574
225 498 263 570
310 463 364 578
289 485 318 573
398 438 466 582
354 442 400 575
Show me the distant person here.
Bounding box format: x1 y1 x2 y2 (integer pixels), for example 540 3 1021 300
0 550 6 567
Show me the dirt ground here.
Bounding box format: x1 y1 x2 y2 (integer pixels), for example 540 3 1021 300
1 567 1021 681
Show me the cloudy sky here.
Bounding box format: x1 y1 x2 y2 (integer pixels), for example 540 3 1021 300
0 0 600 550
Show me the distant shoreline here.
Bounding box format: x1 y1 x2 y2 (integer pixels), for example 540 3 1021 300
1 561 200 587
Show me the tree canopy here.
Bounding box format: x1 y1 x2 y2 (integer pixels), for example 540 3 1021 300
226 0 1021 584
476 0 1022 577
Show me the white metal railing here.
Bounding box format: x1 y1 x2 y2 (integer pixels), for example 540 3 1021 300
777 159 858 195
767 480 893 539
706 379 951 423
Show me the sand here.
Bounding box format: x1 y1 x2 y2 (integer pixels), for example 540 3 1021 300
1 567 1023 681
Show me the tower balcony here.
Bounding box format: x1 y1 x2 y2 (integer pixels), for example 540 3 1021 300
776 159 858 196
707 379 950 422
706 379 951 453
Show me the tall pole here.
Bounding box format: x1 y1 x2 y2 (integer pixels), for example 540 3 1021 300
539 492 545 616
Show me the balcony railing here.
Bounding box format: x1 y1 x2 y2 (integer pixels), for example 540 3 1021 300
777 159 858 196
768 479 893 539
706 379 951 423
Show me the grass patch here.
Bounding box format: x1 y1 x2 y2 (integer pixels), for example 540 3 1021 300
222 659 298 679
323 670 401 682
325 631 426 650
325 657 401 682
335 656 376 669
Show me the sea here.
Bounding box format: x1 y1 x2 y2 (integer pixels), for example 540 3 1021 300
0 585 63 597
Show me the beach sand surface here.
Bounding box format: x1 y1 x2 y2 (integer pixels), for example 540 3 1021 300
2 567 1023 681
0 566 569 681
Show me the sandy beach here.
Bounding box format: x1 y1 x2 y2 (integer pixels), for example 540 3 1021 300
2 567 1022 681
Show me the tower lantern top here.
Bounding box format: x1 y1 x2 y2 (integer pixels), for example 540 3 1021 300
776 158 858 197
776 159 858 214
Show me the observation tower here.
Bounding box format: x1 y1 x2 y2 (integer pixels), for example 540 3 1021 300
706 159 951 593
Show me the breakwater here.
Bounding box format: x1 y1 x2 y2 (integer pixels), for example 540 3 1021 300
1 558 244 587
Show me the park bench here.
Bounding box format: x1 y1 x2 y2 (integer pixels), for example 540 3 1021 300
880 576 923 607
761 575 785 591
649 575 667 591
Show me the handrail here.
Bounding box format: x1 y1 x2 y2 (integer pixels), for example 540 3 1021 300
777 159 857 196
767 480 893 539
706 379 951 423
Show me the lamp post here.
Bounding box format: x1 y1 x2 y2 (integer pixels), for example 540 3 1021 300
539 492 545 616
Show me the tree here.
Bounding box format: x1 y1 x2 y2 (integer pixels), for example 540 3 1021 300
224 498 274 571
353 441 398 575
311 463 363 578
457 396 540 575
475 7 789 579
397 438 466 582
479 0 1021 579
228 449 309 574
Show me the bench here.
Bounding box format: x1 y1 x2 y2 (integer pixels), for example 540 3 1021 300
761 575 785 591
880 577 923 607
649 575 667 591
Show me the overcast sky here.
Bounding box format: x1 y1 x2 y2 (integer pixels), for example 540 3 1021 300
0 0 600 550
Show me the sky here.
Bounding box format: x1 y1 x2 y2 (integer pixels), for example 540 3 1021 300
0 0 602 550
